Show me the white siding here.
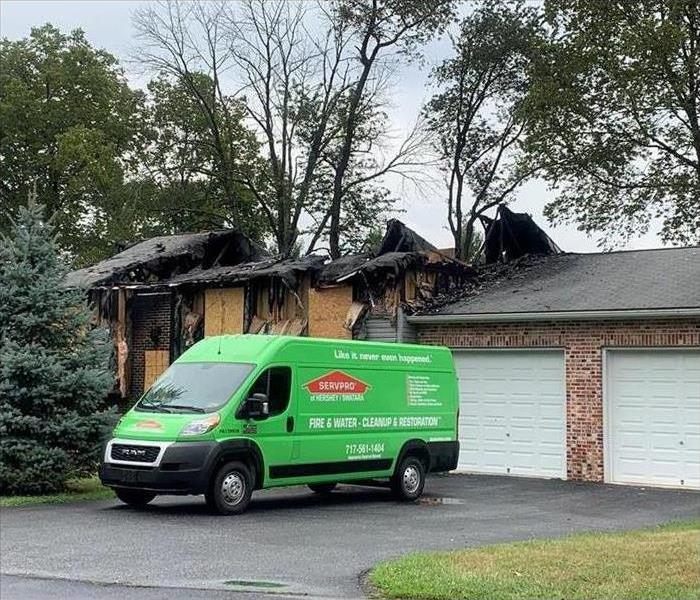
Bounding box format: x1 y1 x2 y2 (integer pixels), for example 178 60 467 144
365 317 396 342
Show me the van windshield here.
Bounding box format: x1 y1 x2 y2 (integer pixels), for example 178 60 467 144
136 362 254 414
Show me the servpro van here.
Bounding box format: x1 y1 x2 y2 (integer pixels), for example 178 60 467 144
99 335 458 514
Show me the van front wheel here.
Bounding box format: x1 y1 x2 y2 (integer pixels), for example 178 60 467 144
115 488 156 507
206 461 253 515
392 456 426 501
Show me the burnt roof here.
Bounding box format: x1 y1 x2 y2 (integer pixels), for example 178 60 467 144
65 219 469 290
417 246 700 316
315 252 426 285
479 205 561 264
315 219 467 285
167 255 326 288
65 230 267 289
377 219 437 254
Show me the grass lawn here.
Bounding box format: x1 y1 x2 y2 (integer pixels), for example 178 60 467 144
0 476 114 507
370 521 700 600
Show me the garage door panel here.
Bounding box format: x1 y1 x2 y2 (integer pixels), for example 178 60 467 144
455 350 566 479
650 433 683 449
539 456 565 472
684 430 700 452
607 349 700 490
647 410 681 424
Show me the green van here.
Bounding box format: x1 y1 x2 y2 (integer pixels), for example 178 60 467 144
99 335 459 514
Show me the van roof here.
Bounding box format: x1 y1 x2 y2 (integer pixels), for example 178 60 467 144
178 335 453 371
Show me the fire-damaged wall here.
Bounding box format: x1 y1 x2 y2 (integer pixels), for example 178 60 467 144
71 219 480 400
246 276 309 336
129 293 171 397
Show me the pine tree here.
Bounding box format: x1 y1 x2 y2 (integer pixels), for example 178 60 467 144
0 199 115 494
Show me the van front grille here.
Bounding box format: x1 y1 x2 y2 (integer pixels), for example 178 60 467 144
111 444 160 463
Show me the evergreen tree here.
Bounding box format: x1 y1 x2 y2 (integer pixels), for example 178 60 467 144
0 200 115 495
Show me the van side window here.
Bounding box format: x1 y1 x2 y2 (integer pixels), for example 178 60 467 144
249 367 291 416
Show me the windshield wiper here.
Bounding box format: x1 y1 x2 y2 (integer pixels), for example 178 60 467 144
138 404 172 413
164 405 206 413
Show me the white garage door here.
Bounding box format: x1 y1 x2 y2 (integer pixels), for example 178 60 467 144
606 349 700 489
454 350 566 478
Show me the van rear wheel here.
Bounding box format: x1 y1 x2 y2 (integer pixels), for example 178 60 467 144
206 461 253 515
391 456 426 501
308 483 337 494
115 488 156 507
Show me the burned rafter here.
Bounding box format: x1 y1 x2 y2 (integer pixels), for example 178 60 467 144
478 205 561 264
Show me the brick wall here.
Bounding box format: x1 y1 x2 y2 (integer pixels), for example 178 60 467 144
418 318 700 482
129 293 172 398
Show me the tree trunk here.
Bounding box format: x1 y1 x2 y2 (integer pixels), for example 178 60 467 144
328 70 370 258
328 28 377 258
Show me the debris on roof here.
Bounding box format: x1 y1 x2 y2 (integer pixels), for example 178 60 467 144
412 245 700 316
479 205 561 264
65 230 267 289
407 254 551 315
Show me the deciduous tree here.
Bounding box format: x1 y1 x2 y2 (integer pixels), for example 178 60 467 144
424 0 542 260
326 0 455 258
525 0 700 246
0 25 141 264
133 4 267 242
134 0 439 257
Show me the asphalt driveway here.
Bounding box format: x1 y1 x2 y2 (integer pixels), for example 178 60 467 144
2 474 698 600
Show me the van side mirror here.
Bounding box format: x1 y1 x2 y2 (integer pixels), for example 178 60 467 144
244 393 269 420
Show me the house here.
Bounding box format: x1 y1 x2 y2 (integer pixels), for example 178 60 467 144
67 220 472 400
408 245 700 490
69 206 698 492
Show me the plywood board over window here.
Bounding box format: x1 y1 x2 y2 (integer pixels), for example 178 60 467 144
143 350 169 391
308 286 353 339
204 287 244 336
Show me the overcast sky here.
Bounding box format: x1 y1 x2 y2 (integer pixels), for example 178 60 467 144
2 0 668 253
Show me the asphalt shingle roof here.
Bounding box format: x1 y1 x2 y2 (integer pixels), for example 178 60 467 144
428 246 700 316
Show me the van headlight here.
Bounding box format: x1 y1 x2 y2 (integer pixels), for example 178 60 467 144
180 414 220 436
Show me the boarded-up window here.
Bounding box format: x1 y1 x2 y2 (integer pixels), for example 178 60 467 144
308 286 353 339
204 288 244 336
143 350 169 391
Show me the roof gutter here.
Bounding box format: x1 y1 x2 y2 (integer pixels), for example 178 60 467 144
407 307 700 324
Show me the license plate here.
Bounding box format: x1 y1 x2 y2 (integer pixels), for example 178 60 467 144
121 470 142 483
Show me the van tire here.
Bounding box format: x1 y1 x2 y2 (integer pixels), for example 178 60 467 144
206 461 253 515
115 488 156 507
308 483 337 494
391 456 426 501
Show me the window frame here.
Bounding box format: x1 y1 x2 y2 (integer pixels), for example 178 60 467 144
241 365 293 418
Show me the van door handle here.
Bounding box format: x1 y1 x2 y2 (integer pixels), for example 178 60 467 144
286 416 294 433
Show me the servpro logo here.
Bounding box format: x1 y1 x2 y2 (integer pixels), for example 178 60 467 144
133 419 163 431
304 371 370 402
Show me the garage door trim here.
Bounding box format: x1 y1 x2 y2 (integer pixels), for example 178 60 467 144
602 346 700 488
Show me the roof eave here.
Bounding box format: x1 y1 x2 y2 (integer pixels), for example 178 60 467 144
407 307 700 324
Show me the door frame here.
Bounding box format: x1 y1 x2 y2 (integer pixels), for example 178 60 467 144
602 346 700 487
451 347 567 478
